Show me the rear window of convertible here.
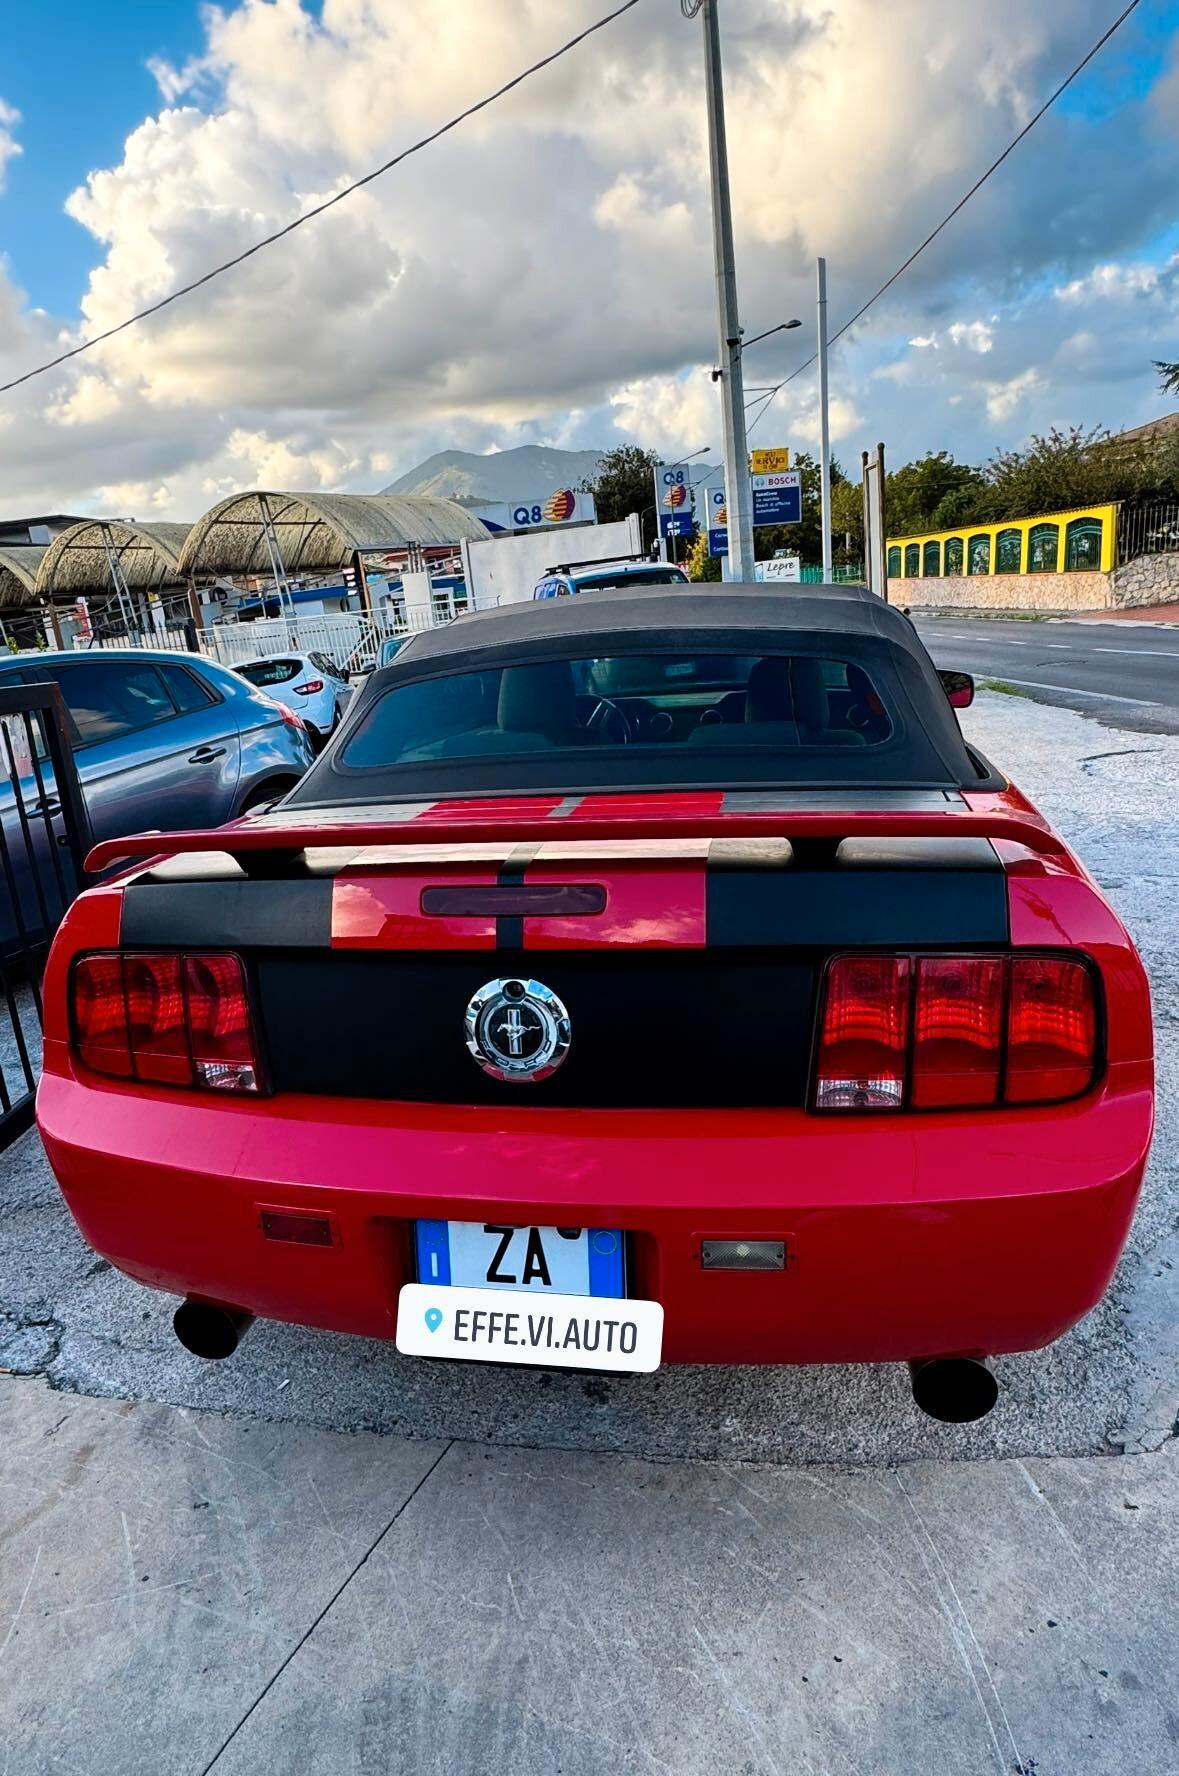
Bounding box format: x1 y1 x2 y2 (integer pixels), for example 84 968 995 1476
339 652 895 770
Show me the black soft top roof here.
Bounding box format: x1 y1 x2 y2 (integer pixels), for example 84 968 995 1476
393 581 907 667
292 582 990 802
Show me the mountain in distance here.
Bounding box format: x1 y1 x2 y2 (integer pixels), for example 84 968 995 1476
383 445 607 505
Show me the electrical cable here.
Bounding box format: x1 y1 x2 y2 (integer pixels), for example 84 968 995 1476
0 0 643 397
744 0 1144 434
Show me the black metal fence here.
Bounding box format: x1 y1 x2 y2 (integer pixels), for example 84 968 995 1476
0 682 91 1149
1117 500 1179 565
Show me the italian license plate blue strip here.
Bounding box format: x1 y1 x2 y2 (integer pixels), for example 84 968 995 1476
586 1229 625 1298
415 1219 451 1286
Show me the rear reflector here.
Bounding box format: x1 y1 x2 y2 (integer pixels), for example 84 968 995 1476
261 1209 333 1246
70 951 260 1093
814 951 1098 1112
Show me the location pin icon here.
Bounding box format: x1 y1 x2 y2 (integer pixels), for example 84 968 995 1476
424 1307 444 1333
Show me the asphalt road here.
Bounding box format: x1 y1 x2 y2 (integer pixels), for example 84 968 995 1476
914 613 1179 734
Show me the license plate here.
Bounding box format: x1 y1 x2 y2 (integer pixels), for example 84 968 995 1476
396 1282 663 1373
414 1220 625 1297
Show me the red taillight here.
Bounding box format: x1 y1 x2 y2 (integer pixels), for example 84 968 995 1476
72 955 133 1078
814 952 1098 1112
814 955 910 1110
123 952 190 1085
69 952 260 1093
1005 956 1097 1104
294 679 324 696
912 956 1004 1108
183 954 257 1090
277 703 305 730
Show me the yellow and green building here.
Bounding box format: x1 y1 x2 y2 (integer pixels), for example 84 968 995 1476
887 504 1117 584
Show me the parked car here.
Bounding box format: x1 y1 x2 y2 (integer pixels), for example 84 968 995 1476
533 559 689 599
0 648 314 937
232 651 352 745
37 586 1153 1425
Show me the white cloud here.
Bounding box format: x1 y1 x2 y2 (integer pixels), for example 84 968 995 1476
948 321 994 354
984 367 1042 422
0 0 1177 515
1055 260 1166 303
0 99 21 193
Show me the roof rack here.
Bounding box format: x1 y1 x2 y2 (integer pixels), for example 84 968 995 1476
543 552 649 575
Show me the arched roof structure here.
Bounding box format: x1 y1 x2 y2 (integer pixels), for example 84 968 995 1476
177 490 489 580
0 545 47 610
36 520 192 601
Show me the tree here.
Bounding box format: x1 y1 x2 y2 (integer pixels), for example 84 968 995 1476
1155 360 1179 397
684 528 720 581
580 446 660 543
829 477 864 557
884 452 987 536
983 424 1172 518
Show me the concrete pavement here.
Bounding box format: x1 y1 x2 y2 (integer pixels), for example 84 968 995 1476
1 1379 1175 1776
1 687 1177 1774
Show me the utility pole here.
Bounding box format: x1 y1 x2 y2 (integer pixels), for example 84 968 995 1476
698 0 754 581
817 256 833 582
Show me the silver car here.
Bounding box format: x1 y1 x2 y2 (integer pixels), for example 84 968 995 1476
0 648 314 935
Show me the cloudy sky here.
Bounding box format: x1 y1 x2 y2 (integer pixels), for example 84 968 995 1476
1 0 1178 521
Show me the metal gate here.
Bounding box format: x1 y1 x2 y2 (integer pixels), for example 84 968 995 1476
0 682 91 1148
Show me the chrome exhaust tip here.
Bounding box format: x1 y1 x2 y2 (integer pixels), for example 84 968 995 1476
173 1299 254 1361
908 1356 998 1424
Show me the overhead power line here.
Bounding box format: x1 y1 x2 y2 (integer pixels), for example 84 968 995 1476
746 0 1145 435
0 0 643 398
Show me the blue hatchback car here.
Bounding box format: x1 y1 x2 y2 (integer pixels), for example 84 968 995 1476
0 649 314 931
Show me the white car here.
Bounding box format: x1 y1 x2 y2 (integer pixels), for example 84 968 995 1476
233 651 352 745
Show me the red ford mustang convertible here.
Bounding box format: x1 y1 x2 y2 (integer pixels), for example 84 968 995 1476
37 586 1154 1422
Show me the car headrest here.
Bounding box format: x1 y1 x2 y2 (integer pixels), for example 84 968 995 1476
497 662 576 733
746 657 793 723
791 657 829 730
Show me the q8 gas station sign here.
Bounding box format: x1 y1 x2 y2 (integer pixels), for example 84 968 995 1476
655 464 695 540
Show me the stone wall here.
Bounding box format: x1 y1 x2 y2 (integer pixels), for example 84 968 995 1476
886 570 1111 613
1112 551 1179 608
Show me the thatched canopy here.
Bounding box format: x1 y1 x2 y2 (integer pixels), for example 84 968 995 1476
0 545 47 610
37 520 192 601
177 490 489 581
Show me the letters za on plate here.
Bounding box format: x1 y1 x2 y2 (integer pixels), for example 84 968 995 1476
415 1220 625 1296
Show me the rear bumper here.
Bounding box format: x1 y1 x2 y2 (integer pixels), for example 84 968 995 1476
36 1062 1153 1365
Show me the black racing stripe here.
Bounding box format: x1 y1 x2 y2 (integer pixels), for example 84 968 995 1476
120 879 335 950
705 841 1008 948
496 844 539 950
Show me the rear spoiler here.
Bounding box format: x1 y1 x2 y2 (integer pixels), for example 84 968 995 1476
86 809 1068 875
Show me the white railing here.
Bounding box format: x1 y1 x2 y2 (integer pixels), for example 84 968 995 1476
200 596 465 675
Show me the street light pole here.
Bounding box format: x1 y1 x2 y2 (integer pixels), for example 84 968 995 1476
699 0 754 582
817 256 833 582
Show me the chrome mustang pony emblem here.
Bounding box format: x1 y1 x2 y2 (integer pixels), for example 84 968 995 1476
464 978 572 1083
